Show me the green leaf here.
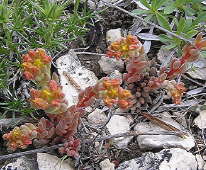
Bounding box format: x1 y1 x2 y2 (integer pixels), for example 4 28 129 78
132 9 150 15
191 0 204 2
200 51 206 58
156 12 171 31
139 0 151 9
144 14 154 22
164 4 176 14
164 43 177 50
175 0 186 8
185 30 198 38
196 12 206 23
176 17 186 34
151 0 156 10
184 7 195 16
183 18 196 33
154 0 168 9
0 3 11 23
185 18 193 28
159 34 173 43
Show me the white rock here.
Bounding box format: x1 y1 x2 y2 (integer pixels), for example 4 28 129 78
194 110 206 129
187 58 206 80
98 56 124 75
143 40 151 54
37 153 74 170
195 154 205 170
117 148 198 170
109 70 123 81
0 117 29 128
106 28 122 43
87 0 119 9
106 115 132 148
157 46 175 66
56 50 98 107
137 33 159 41
202 0 206 5
88 108 107 125
134 113 195 151
1 156 37 170
159 148 198 170
172 111 187 127
134 1 150 10
100 159 115 170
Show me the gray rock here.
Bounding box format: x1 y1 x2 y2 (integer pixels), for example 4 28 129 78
88 108 107 126
194 110 206 129
100 159 115 170
37 153 74 170
0 118 31 129
109 70 123 82
134 113 195 151
187 58 206 80
106 28 122 43
87 0 120 10
56 50 98 107
117 148 198 170
195 154 205 170
98 56 124 75
137 33 159 41
1 156 37 170
106 115 132 148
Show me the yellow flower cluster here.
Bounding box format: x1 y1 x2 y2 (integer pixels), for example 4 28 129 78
22 48 52 86
106 35 143 60
98 78 133 109
30 80 68 114
3 123 37 151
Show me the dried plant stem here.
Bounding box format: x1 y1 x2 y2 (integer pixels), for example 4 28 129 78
149 92 164 114
0 144 64 161
90 108 113 143
140 112 187 138
182 74 205 87
63 71 82 91
0 131 181 161
75 52 106 56
100 0 192 43
94 130 182 142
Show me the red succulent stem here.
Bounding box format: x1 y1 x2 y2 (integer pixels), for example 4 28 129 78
77 90 96 108
166 66 183 78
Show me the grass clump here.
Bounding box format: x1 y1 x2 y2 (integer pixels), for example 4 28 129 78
0 0 92 117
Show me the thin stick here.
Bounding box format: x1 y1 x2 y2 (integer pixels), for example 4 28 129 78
149 92 164 114
100 0 192 43
0 131 181 161
182 74 205 87
75 52 106 56
140 112 188 138
93 130 182 142
63 71 82 91
0 144 64 161
90 108 113 143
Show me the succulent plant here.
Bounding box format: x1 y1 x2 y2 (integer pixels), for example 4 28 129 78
3 123 37 151
30 80 68 114
163 80 186 104
107 35 143 60
58 137 81 158
163 33 206 79
4 33 206 156
22 48 52 87
106 34 206 107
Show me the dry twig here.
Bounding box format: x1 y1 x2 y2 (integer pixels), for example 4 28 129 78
100 0 192 43
0 131 182 161
63 71 82 91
